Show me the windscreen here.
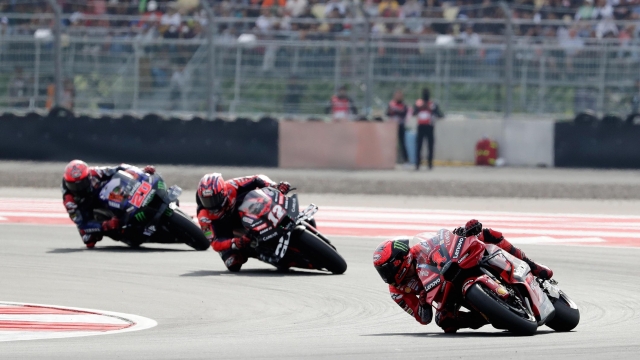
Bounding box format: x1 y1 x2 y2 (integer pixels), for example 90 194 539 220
415 230 454 291
237 190 272 218
99 170 136 206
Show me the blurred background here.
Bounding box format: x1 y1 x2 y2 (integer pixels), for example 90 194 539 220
1 0 639 169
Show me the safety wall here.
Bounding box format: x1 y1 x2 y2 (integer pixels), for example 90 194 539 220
432 119 504 164
555 122 640 169
279 121 397 170
430 119 554 167
0 112 279 167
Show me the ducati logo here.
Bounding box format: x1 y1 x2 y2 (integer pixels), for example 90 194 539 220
373 254 381 261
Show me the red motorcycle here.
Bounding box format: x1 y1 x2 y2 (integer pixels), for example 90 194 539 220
416 229 580 335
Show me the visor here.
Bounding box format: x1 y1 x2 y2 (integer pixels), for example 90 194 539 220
375 262 400 285
200 191 226 210
64 177 91 194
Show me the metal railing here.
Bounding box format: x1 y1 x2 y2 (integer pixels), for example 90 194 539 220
2 8 640 119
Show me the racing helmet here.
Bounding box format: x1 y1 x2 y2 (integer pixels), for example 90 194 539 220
197 173 228 211
63 160 91 194
373 239 413 286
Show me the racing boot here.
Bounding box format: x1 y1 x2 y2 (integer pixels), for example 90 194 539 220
481 228 554 280
220 250 249 272
435 309 488 333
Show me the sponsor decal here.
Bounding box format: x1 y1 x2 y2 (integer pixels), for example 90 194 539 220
202 189 213 196
242 216 254 225
513 262 528 278
419 270 430 278
259 227 273 234
496 286 509 297
373 254 381 261
452 237 465 259
459 253 469 263
391 294 402 300
108 192 124 203
199 217 211 224
254 223 267 231
83 228 100 234
134 213 146 222
263 232 278 240
70 165 83 179
393 241 409 252
141 189 156 207
108 201 121 209
425 277 441 291
404 287 411 293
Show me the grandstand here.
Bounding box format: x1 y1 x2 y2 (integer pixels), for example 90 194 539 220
1 1 639 117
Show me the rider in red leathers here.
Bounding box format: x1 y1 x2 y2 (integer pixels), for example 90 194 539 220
373 220 553 333
62 160 156 248
196 173 292 271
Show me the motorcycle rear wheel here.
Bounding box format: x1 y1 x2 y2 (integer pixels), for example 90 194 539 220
296 230 347 274
466 284 538 336
166 209 210 251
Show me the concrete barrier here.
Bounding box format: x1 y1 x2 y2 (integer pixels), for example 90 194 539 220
431 118 554 167
433 119 503 164
279 121 397 169
503 120 554 167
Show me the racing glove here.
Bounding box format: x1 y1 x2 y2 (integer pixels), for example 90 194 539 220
231 236 252 250
464 219 483 236
143 165 156 175
276 181 292 195
101 217 120 232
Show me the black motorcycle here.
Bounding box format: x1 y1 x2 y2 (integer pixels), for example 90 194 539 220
237 187 347 274
92 170 210 250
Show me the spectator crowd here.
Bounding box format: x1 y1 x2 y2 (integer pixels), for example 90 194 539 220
3 1 640 44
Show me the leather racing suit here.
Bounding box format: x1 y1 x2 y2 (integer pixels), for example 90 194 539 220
196 174 280 271
62 164 149 247
389 228 543 333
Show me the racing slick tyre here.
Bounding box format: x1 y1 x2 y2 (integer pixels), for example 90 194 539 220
296 230 347 275
466 284 538 336
166 209 210 251
545 294 580 332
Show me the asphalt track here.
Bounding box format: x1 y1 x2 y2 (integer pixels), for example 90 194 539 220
1 190 640 359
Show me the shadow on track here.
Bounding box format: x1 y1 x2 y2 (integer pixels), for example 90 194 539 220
362 329 555 338
181 268 330 277
48 246 192 254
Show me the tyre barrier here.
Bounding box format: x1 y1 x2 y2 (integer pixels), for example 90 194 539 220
0 113 279 167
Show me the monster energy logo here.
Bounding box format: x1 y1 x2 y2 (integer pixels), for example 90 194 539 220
157 181 166 190
135 212 146 222
393 241 409 251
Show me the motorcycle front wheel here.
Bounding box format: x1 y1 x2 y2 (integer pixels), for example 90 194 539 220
295 230 347 274
166 208 210 251
546 291 580 332
465 283 538 336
